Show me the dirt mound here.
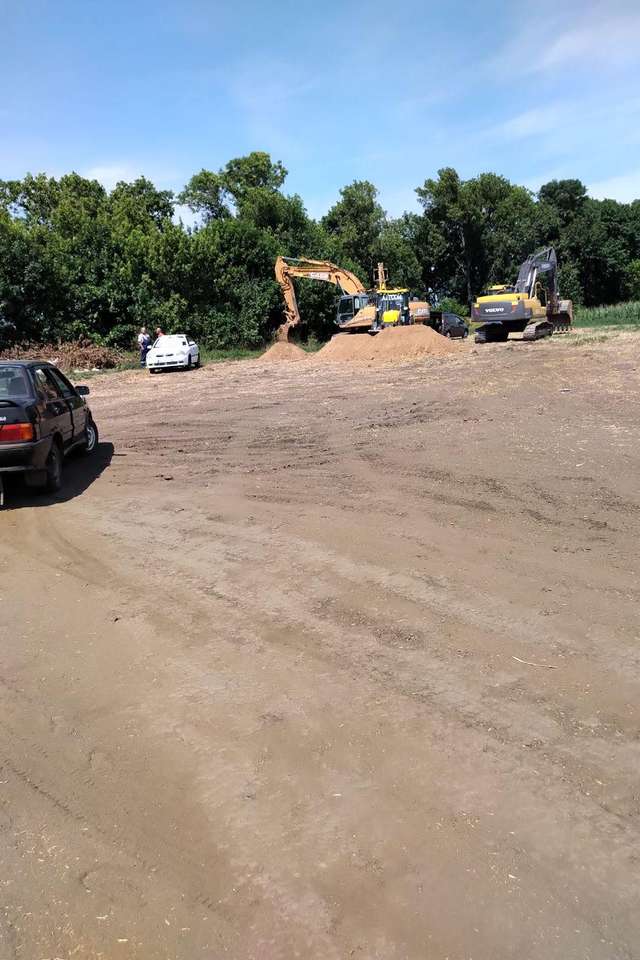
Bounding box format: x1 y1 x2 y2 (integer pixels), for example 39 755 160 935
260 342 308 362
316 325 460 364
0 340 126 371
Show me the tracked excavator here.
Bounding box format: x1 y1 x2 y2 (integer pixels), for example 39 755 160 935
274 256 371 341
274 257 431 340
471 247 573 343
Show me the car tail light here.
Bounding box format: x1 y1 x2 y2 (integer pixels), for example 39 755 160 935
0 422 34 442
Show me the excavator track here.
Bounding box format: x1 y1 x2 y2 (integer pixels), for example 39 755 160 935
523 320 554 341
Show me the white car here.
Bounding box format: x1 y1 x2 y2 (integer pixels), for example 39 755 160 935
146 335 200 373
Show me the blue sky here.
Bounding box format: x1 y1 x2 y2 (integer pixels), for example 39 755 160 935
2 0 639 218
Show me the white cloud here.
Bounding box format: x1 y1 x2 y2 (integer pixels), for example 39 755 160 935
487 3 640 78
171 202 200 228
380 185 421 218
83 164 142 191
589 170 640 203
537 8 640 72
495 105 569 141
83 162 189 198
225 58 320 162
521 170 567 194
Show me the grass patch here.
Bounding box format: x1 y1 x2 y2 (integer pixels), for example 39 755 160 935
574 302 640 328
71 346 264 380
71 357 139 380
199 345 263 363
566 332 620 347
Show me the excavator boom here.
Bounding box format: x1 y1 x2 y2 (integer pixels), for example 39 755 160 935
275 256 365 341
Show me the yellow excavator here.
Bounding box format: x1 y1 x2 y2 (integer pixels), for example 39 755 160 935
274 257 431 340
274 256 370 341
368 262 431 332
471 247 573 343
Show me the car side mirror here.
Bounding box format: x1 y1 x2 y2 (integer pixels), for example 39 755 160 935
76 385 90 396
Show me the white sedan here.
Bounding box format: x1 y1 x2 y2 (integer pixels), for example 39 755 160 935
146 335 200 373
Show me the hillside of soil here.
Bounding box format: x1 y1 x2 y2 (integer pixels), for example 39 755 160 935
260 341 308 362
316 325 460 363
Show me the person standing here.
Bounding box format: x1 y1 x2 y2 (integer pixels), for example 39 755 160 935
138 327 151 366
155 327 165 340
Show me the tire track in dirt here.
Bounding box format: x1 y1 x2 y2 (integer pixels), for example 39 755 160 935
3 338 640 958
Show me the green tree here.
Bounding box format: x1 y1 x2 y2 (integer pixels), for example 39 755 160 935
322 180 385 278
562 198 633 305
178 170 229 223
557 261 583 306
538 179 587 225
417 169 578 304
222 152 287 205
1 157 639 353
625 259 640 300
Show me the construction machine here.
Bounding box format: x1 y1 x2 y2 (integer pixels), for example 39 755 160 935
368 263 431 332
274 257 431 339
274 256 371 341
471 247 573 343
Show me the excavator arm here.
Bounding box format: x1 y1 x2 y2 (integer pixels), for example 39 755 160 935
275 256 366 341
515 247 559 307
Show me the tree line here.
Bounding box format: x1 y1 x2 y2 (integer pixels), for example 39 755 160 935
1 151 639 349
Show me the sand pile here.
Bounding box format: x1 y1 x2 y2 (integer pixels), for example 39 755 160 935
316 325 459 364
260 341 308 362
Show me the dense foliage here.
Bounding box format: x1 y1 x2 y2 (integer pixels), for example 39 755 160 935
1 152 639 348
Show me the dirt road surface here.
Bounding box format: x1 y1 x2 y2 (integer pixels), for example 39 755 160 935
2 336 640 959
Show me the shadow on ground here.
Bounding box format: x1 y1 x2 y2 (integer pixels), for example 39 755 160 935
2 441 114 510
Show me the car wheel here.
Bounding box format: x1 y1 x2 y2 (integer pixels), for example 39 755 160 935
463 329 469 339
195 355 201 369
186 356 192 370
82 416 99 456
44 441 63 493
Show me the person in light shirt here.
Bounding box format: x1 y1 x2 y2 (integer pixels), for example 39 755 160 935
137 326 151 366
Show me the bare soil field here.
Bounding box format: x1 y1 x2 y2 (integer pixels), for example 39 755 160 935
1 333 640 959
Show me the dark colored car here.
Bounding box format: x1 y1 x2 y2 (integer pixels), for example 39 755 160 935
0 360 98 502
438 312 469 339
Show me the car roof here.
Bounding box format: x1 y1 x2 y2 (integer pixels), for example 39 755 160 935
0 359 53 368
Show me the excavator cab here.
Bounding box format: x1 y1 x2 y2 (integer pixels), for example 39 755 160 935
373 291 410 330
336 293 371 327
480 284 515 297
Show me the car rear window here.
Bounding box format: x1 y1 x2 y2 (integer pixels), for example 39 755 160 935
0 366 31 399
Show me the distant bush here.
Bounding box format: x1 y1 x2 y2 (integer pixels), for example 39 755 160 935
0 339 126 370
435 297 469 317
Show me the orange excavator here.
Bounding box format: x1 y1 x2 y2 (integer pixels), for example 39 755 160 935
274 256 431 340
274 256 371 341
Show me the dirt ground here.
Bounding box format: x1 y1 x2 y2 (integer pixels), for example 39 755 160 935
1 333 640 959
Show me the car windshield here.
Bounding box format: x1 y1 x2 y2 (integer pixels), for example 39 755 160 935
0 366 31 399
153 336 187 348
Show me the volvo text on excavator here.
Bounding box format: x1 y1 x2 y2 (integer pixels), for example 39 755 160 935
471 247 573 343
